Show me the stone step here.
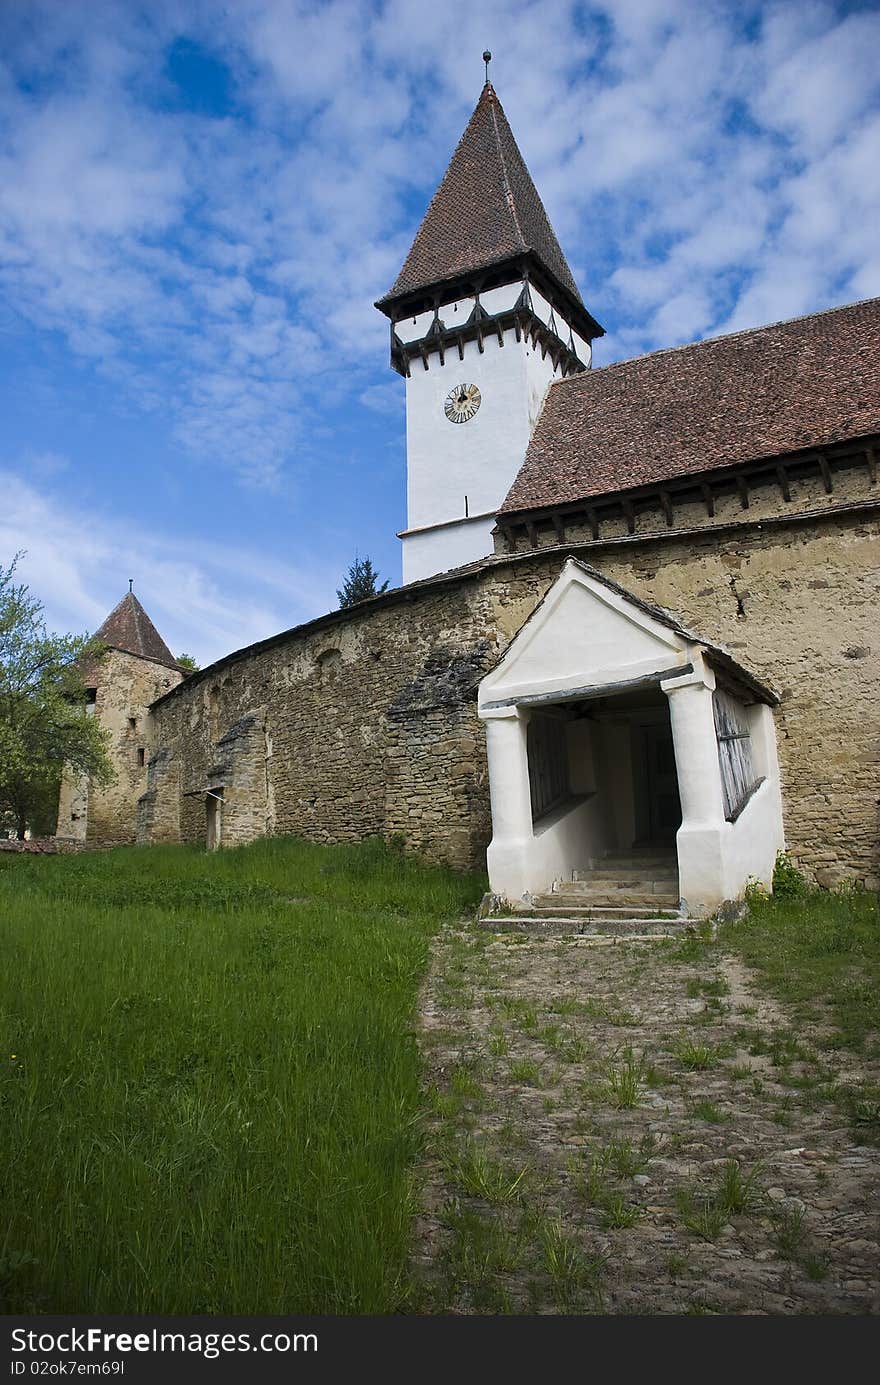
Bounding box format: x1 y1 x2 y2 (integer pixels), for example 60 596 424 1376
526 902 681 920
554 879 680 896
480 916 688 938
547 890 681 909
592 852 677 869
573 866 679 884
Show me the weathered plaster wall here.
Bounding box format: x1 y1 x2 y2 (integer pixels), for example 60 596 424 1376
142 499 879 889
57 650 183 846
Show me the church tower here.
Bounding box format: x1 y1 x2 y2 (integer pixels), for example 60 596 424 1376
376 75 604 584
56 590 185 845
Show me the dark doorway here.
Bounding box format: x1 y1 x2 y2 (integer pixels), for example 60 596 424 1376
643 722 681 843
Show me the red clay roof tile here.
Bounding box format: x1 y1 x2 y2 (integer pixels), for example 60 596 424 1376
378 83 584 310
500 297 880 515
94 592 179 669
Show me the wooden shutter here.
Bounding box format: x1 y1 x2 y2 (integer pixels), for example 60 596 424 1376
713 689 761 821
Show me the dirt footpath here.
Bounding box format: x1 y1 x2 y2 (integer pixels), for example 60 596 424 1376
413 926 880 1314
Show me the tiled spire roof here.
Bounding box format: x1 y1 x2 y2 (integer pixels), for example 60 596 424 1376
94 592 179 669
377 83 585 311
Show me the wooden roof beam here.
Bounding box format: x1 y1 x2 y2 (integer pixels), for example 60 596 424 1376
658 489 673 526
867 445 877 484
817 451 833 493
775 464 791 502
700 482 715 517
736 475 750 509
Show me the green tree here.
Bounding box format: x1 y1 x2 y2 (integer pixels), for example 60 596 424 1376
336 554 390 608
0 555 112 839
176 653 200 672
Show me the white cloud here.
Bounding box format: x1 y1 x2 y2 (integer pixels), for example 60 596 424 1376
1 0 878 474
0 467 341 668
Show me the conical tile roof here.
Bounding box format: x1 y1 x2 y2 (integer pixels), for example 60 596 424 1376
94 592 179 668
378 83 585 311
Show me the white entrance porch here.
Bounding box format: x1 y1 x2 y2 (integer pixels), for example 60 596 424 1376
478 560 785 916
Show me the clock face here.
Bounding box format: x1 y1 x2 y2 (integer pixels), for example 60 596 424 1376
444 382 481 424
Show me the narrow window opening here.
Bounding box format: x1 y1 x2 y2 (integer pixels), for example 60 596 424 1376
206 788 224 851
137 748 145 768
527 712 570 823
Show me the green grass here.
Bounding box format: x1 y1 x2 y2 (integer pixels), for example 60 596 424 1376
676 1193 729 1242
0 836 485 1313
601 1047 646 1108
676 1159 764 1241
688 1097 730 1124
538 1219 605 1312
509 1057 542 1084
673 1038 728 1070
771 1205 809 1260
443 1143 530 1205
722 888 880 1052
600 1193 642 1230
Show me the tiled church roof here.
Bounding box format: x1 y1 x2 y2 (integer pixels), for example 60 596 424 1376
95 592 179 669
500 297 880 516
377 83 585 309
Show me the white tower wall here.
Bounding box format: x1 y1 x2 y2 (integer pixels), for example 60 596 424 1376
400 287 589 584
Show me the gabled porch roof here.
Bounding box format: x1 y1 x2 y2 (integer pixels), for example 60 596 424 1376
478 558 778 712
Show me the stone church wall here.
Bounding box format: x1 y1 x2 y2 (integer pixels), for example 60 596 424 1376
143 499 880 890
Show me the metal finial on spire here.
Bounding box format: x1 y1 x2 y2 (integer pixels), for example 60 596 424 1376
129 578 133 593
483 50 492 84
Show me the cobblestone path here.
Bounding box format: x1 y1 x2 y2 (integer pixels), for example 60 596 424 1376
413 926 879 1314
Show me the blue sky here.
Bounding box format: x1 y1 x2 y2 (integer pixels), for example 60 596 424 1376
2 0 879 667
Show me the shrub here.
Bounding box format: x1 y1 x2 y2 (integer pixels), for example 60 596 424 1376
771 851 808 900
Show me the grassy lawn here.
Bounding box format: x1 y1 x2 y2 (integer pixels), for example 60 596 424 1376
0 837 484 1314
721 887 880 1055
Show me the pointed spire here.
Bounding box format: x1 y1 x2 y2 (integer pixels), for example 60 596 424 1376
94 591 179 669
377 82 598 338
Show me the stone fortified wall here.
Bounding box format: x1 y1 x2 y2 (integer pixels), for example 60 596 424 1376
141 493 879 889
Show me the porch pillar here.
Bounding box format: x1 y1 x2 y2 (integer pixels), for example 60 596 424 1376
480 704 534 901
661 658 726 915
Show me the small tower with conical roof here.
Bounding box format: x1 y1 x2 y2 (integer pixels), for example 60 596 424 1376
56 589 186 845
376 72 603 583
